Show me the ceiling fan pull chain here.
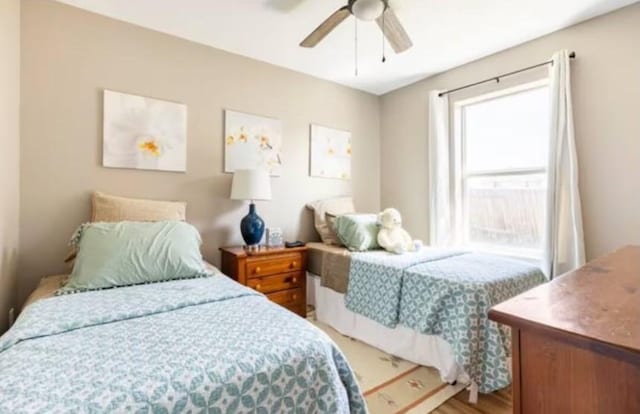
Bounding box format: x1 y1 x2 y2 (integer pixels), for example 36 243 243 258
354 18 359 76
382 9 386 63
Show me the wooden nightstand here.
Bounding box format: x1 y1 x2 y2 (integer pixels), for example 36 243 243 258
220 246 307 317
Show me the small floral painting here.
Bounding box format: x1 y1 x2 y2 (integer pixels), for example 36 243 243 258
103 90 187 172
310 124 351 180
224 110 282 176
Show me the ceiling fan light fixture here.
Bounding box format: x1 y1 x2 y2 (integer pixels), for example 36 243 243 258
300 0 411 54
351 0 385 21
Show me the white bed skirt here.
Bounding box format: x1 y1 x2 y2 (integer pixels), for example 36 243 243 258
307 272 467 385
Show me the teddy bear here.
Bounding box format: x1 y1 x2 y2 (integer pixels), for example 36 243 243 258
377 208 423 254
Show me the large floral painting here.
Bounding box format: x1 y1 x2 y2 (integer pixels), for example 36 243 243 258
103 90 187 172
224 110 283 176
310 124 351 180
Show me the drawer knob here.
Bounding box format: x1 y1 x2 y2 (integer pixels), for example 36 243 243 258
292 294 298 300
290 261 297 268
292 277 297 284
254 267 261 274
255 284 262 291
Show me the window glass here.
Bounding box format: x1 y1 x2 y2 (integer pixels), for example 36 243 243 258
466 174 546 250
457 84 550 258
464 87 550 172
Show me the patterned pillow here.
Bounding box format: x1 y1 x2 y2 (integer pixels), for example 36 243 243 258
306 197 355 245
324 213 342 246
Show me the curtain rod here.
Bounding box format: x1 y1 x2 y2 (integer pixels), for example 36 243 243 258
438 51 576 97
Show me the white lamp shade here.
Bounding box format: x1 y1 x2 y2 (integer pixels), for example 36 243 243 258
230 169 272 201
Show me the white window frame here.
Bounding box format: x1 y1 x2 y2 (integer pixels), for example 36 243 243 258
452 79 550 261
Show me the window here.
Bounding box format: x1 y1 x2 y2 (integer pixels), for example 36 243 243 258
454 82 550 259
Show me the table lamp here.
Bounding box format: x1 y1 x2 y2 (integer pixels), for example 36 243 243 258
230 169 272 247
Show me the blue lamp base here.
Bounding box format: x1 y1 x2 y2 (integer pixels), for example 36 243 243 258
240 203 265 247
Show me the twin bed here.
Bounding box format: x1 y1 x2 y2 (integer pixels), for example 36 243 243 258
306 242 546 396
0 193 367 413
2 274 365 413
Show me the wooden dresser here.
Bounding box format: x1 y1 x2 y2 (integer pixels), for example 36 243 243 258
220 246 307 317
489 246 640 414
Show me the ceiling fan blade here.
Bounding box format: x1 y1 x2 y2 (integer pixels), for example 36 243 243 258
376 7 413 53
300 6 351 48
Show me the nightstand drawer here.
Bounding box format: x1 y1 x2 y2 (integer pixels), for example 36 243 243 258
247 271 303 294
246 253 302 278
266 288 303 307
220 246 307 317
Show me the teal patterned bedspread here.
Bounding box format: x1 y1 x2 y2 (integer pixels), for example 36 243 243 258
344 249 545 394
400 253 546 393
0 275 366 413
344 248 466 326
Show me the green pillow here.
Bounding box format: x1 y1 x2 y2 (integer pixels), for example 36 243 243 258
333 214 380 252
60 221 207 293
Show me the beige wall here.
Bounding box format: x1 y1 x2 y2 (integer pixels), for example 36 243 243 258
0 0 20 333
381 3 640 261
19 0 380 305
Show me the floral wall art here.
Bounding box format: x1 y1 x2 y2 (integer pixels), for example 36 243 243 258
310 124 352 180
224 110 283 176
102 90 187 172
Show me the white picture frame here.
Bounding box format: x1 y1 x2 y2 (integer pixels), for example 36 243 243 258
310 124 352 180
103 90 187 172
224 110 283 176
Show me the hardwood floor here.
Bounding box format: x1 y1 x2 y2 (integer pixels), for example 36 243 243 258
432 387 512 414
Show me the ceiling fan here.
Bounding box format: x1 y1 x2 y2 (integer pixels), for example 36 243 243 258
300 0 413 53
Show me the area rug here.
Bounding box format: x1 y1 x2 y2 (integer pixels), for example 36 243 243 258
310 316 465 413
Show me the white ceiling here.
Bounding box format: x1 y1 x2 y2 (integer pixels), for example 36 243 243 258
55 0 637 95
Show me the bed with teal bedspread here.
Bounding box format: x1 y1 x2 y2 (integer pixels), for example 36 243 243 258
343 249 545 394
344 248 466 326
400 253 546 393
0 274 366 413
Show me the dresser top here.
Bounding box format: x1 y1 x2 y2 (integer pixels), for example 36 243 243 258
490 245 640 354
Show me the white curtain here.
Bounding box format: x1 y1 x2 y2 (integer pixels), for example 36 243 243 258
428 90 452 247
543 50 585 278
